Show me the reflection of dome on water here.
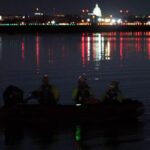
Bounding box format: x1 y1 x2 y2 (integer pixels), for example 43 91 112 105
93 4 102 17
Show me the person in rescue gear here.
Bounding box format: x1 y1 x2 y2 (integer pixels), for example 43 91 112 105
101 81 124 103
32 74 59 104
72 73 94 104
3 85 24 106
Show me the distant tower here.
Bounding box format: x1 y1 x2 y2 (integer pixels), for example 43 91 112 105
93 4 102 17
34 8 43 16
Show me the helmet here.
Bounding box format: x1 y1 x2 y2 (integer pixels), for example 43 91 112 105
42 74 49 83
43 74 48 79
78 73 87 81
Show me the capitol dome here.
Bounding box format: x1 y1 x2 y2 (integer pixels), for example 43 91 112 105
93 4 102 17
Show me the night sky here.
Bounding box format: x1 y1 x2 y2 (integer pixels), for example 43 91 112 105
0 0 149 16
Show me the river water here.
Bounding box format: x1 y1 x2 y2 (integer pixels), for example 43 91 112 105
0 31 150 149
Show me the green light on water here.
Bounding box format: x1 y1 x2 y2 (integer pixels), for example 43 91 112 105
75 126 81 141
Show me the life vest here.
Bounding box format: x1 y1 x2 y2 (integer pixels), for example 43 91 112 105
72 87 93 104
104 89 123 102
38 84 59 104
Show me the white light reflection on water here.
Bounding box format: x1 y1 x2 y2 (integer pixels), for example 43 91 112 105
0 32 150 103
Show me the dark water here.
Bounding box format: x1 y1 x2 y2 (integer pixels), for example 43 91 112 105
0 32 150 149
0 122 146 150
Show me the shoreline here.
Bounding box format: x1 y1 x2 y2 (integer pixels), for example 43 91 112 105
0 25 150 33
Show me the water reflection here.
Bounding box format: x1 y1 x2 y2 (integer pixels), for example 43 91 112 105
81 33 111 66
119 35 123 60
21 38 25 63
0 121 143 150
0 31 150 103
36 33 40 74
0 31 150 149
0 36 2 61
74 122 144 150
145 32 150 60
15 31 150 76
3 123 58 150
4 124 24 146
48 48 54 64
118 32 150 61
81 32 150 67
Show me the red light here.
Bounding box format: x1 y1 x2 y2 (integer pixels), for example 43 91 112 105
82 9 85 13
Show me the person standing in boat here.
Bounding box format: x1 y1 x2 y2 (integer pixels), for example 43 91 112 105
72 73 95 104
32 74 59 104
3 85 24 106
101 81 124 103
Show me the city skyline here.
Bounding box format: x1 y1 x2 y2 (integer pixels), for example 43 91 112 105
0 0 150 16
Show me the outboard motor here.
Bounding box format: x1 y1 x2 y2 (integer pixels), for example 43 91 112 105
3 85 24 106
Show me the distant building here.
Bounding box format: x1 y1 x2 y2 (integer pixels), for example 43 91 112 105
34 8 44 16
92 4 102 17
0 16 2 21
84 3 102 24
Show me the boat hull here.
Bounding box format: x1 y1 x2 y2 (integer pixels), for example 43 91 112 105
0 100 144 125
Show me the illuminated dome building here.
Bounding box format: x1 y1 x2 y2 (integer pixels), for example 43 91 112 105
80 3 122 25
92 4 102 17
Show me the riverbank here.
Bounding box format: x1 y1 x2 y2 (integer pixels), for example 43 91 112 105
0 25 150 33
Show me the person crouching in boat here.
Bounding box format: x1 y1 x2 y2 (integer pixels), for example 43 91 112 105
101 81 124 103
3 85 24 106
72 74 97 105
32 74 59 105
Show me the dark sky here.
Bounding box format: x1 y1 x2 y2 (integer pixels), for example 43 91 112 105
0 0 149 16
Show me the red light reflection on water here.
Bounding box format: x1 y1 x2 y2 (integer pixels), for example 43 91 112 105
81 31 150 66
81 33 88 66
109 32 116 56
134 32 142 54
81 34 85 65
146 32 150 60
36 33 40 74
113 32 150 60
21 40 25 63
119 32 123 60
119 32 146 60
